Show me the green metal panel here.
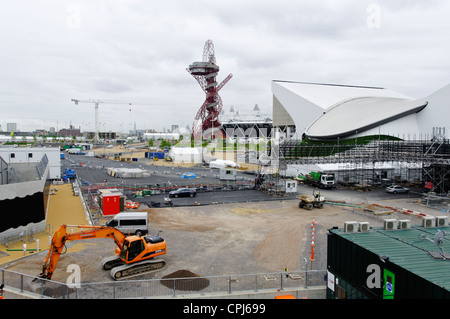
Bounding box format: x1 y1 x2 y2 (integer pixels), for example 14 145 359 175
383 269 395 299
328 225 450 298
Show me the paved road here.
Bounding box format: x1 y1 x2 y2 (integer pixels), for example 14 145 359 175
62 153 286 207
296 182 422 204
63 153 257 183
62 153 422 208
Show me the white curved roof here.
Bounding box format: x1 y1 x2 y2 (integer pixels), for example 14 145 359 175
305 96 428 140
273 81 411 109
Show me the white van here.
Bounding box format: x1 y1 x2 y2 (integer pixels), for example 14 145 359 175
105 212 149 236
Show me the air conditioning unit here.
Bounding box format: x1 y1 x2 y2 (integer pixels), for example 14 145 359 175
359 222 370 232
384 219 398 230
344 221 358 233
422 216 436 228
398 220 411 229
436 216 449 227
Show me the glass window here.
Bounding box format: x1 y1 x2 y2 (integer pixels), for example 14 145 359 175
106 219 118 227
127 239 145 261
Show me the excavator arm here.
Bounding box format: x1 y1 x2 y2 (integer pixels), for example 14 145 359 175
39 224 127 280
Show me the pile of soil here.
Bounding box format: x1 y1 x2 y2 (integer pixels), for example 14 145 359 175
160 269 209 291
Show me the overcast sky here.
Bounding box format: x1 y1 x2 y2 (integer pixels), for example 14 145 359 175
1 0 449 134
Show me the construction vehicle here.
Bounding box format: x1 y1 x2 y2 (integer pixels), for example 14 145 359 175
298 171 334 189
298 189 325 210
38 224 166 281
63 168 76 180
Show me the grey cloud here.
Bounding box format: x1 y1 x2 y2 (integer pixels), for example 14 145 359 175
0 1 449 132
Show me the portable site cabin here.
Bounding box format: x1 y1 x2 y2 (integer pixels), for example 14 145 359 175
219 168 236 180
327 218 450 299
98 189 125 215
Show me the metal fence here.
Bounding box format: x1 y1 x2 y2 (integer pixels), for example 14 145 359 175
0 156 7 185
421 192 450 212
0 222 51 248
77 175 260 222
1 268 326 299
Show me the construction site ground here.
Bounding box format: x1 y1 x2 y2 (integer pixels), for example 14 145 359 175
1 178 443 299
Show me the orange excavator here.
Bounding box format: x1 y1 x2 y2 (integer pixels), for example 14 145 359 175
38 224 167 281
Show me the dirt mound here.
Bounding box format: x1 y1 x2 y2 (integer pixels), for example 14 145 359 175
160 269 209 291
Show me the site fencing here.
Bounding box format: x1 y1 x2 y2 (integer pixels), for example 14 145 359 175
421 192 450 212
76 175 260 223
0 222 51 249
1 268 326 299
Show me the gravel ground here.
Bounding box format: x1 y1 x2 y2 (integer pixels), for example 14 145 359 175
3 151 439 298
3 190 438 299
4 199 389 284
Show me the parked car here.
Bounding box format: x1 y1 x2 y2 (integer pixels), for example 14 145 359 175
169 188 197 198
385 185 409 194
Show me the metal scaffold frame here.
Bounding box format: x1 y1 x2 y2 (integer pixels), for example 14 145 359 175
276 138 450 194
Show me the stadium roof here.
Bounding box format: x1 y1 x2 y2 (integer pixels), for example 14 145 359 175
272 81 411 109
305 96 428 140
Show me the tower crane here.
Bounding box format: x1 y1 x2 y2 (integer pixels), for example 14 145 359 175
71 99 174 143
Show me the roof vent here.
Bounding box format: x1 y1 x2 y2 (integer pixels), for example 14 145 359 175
436 216 449 227
384 219 397 230
359 222 370 232
398 220 411 229
344 221 358 233
422 216 436 228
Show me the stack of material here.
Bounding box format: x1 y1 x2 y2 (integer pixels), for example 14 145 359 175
106 168 151 178
209 159 239 169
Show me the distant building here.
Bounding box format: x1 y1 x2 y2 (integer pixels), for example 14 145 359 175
59 125 81 137
84 131 117 140
7 123 17 133
220 104 272 139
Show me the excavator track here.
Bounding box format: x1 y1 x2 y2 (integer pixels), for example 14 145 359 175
102 255 124 270
110 258 166 281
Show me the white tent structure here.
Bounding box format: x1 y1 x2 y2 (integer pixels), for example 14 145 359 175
107 167 151 178
209 159 240 169
168 147 202 163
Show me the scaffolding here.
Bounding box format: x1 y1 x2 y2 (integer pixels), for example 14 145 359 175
277 139 450 194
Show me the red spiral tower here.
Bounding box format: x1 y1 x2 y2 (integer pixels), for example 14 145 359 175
187 40 232 141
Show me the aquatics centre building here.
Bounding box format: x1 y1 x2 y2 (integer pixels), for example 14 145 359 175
272 80 450 141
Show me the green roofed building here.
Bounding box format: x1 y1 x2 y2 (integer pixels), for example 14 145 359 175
327 217 450 299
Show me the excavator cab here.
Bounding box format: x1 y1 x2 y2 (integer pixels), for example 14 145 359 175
119 236 166 263
120 238 144 261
